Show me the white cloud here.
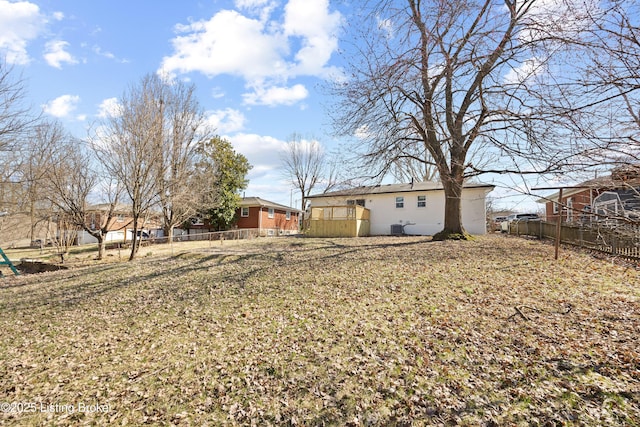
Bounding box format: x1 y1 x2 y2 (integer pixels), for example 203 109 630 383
234 0 277 21
42 94 80 118
97 97 121 118
242 83 308 106
376 16 394 39
92 46 115 60
521 0 599 44
52 11 64 21
162 10 287 81
224 131 301 208
206 108 246 133
229 132 287 173
0 0 46 64
243 172 294 207
160 0 342 106
92 45 128 63
504 57 544 85
211 87 225 99
44 40 77 68
283 0 342 76
235 0 272 9
354 124 370 140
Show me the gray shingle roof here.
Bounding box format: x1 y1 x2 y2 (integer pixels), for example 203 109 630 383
307 181 494 199
239 197 301 212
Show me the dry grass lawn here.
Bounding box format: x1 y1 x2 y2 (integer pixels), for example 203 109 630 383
0 235 638 426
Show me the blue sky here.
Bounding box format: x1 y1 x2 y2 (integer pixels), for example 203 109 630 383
0 0 349 209
1 0 553 213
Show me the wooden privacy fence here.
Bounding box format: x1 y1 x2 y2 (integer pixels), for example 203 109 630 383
508 220 640 260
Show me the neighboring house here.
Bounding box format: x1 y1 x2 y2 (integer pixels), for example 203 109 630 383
306 181 495 236
537 165 640 223
186 197 301 237
236 197 301 237
76 204 163 245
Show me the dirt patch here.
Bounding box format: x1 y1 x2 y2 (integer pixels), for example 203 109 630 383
16 259 69 274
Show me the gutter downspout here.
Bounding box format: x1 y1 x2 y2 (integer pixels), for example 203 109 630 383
258 206 263 236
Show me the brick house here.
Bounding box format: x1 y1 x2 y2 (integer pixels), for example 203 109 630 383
184 197 301 237
538 166 640 223
236 197 301 236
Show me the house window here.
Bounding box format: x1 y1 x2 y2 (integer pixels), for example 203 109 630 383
566 197 573 222
241 207 249 217
396 196 404 208
553 202 559 214
117 214 125 223
268 208 275 218
286 210 291 220
417 195 426 208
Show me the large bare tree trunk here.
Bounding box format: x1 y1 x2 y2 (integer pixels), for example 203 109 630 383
96 235 106 260
165 224 174 244
129 217 139 262
440 177 465 237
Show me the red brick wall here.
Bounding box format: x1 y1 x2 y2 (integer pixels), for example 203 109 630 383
236 206 260 229
545 189 594 223
236 206 299 231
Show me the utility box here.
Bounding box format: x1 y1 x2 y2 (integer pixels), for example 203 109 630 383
390 224 404 235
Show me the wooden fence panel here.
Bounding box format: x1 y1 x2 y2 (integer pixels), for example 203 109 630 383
508 220 640 260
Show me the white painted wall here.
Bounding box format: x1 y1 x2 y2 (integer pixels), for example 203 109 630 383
309 187 490 235
76 230 126 245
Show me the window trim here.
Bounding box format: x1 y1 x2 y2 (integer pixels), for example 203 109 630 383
566 197 573 221
395 196 404 209
268 207 275 218
417 195 426 208
286 210 291 220
241 207 249 217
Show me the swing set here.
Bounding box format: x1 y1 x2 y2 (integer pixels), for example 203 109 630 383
0 247 19 277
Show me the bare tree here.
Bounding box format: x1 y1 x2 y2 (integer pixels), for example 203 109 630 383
17 120 64 242
156 78 213 243
0 59 37 152
281 133 328 212
45 138 123 260
91 74 164 261
47 210 78 263
389 154 439 183
0 59 39 234
561 1 640 169
332 0 585 239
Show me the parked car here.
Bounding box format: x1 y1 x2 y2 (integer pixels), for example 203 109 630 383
501 213 540 233
492 216 507 231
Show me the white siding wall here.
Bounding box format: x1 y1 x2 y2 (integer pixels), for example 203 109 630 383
309 188 489 235
76 230 126 245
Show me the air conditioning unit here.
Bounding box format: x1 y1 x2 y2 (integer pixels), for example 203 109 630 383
390 224 404 235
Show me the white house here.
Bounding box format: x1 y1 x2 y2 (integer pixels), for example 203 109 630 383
306 181 494 236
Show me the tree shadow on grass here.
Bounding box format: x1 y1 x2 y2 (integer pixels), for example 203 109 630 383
0 252 264 313
0 236 512 314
